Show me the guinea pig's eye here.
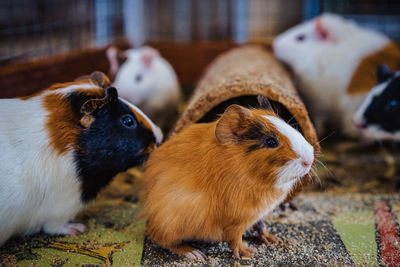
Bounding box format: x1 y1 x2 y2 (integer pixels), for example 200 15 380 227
120 114 137 129
385 99 398 112
135 74 142 83
264 136 279 148
296 34 306 42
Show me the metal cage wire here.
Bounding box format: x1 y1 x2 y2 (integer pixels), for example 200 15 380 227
0 0 399 65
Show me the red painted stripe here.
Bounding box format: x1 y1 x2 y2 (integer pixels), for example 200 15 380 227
374 201 400 267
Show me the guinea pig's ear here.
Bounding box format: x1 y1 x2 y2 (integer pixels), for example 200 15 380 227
79 87 118 128
106 46 119 77
75 71 111 89
257 95 274 111
315 16 331 41
215 104 253 144
105 87 118 104
377 64 394 83
140 46 159 68
89 71 111 88
106 46 129 78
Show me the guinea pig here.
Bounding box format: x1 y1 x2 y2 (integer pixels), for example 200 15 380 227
0 71 162 246
273 13 400 138
106 46 181 132
143 95 314 260
353 64 400 140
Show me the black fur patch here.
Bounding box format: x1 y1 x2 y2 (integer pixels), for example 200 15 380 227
242 122 279 153
247 143 262 153
364 75 400 133
239 122 266 141
69 92 155 202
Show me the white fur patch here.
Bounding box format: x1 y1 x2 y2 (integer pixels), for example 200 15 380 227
120 98 163 144
0 97 84 245
46 83 98 95
264 115 314 189
353 80 390 127
265 116 314 163
354 74 400 140
360 125 400 141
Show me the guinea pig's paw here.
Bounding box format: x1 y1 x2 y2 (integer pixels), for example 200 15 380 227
63 223 87 236
170 245 207 261
233 245 256 259
185 249 207 262
43 222 87 236
260 231 278 245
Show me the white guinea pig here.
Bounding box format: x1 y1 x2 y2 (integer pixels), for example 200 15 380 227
0 71 162 246
106 46 181 132
353 64 400 141
273 13 400 138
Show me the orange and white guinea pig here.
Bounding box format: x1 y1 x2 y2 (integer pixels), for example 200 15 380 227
273 13 400 137
143 95 314 261
0 72 162 246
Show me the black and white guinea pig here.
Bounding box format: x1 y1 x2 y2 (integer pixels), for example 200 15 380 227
0 71 162 246
353 65 400 141
106 46 181 131
273 13 400 138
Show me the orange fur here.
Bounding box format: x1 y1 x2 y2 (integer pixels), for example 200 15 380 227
42 92 81 155
129 107 153 134
38 72 113 155
42 87 107 155
143 106 299 259
347 42 400 95
43 87 107 155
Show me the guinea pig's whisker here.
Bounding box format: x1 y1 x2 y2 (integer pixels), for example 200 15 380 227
306 173 313 182
314 130 337 147
310 167 322 188
286 116 295 124
316 159 332 177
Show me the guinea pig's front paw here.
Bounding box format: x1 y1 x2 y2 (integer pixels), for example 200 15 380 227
170 245 207 261
233 244 256 259
63 223 87 235
184 249 207 262
43 222 87 236
260 231 278 245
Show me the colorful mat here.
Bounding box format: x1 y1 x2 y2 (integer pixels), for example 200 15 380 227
1 141 400 266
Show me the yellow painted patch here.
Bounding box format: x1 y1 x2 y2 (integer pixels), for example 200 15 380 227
49 242 125 264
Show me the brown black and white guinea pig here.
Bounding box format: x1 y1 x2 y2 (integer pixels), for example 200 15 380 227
0 71 162 246
273 13 400 138
143 95 314 260
353 64 400 141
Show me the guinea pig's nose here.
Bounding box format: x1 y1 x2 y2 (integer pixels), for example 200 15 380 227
302 160 312 168
355 122 367 129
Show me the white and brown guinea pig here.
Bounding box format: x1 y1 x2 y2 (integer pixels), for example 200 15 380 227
273 13 400 137
0 71 162 246
143 95 314 260
354 64 400 141
106 46 181 131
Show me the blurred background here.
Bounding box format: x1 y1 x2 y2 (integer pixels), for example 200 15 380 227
1 0 400 65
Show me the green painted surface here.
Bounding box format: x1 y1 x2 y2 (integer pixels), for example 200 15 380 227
332 210 377 267
1 199 146 267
